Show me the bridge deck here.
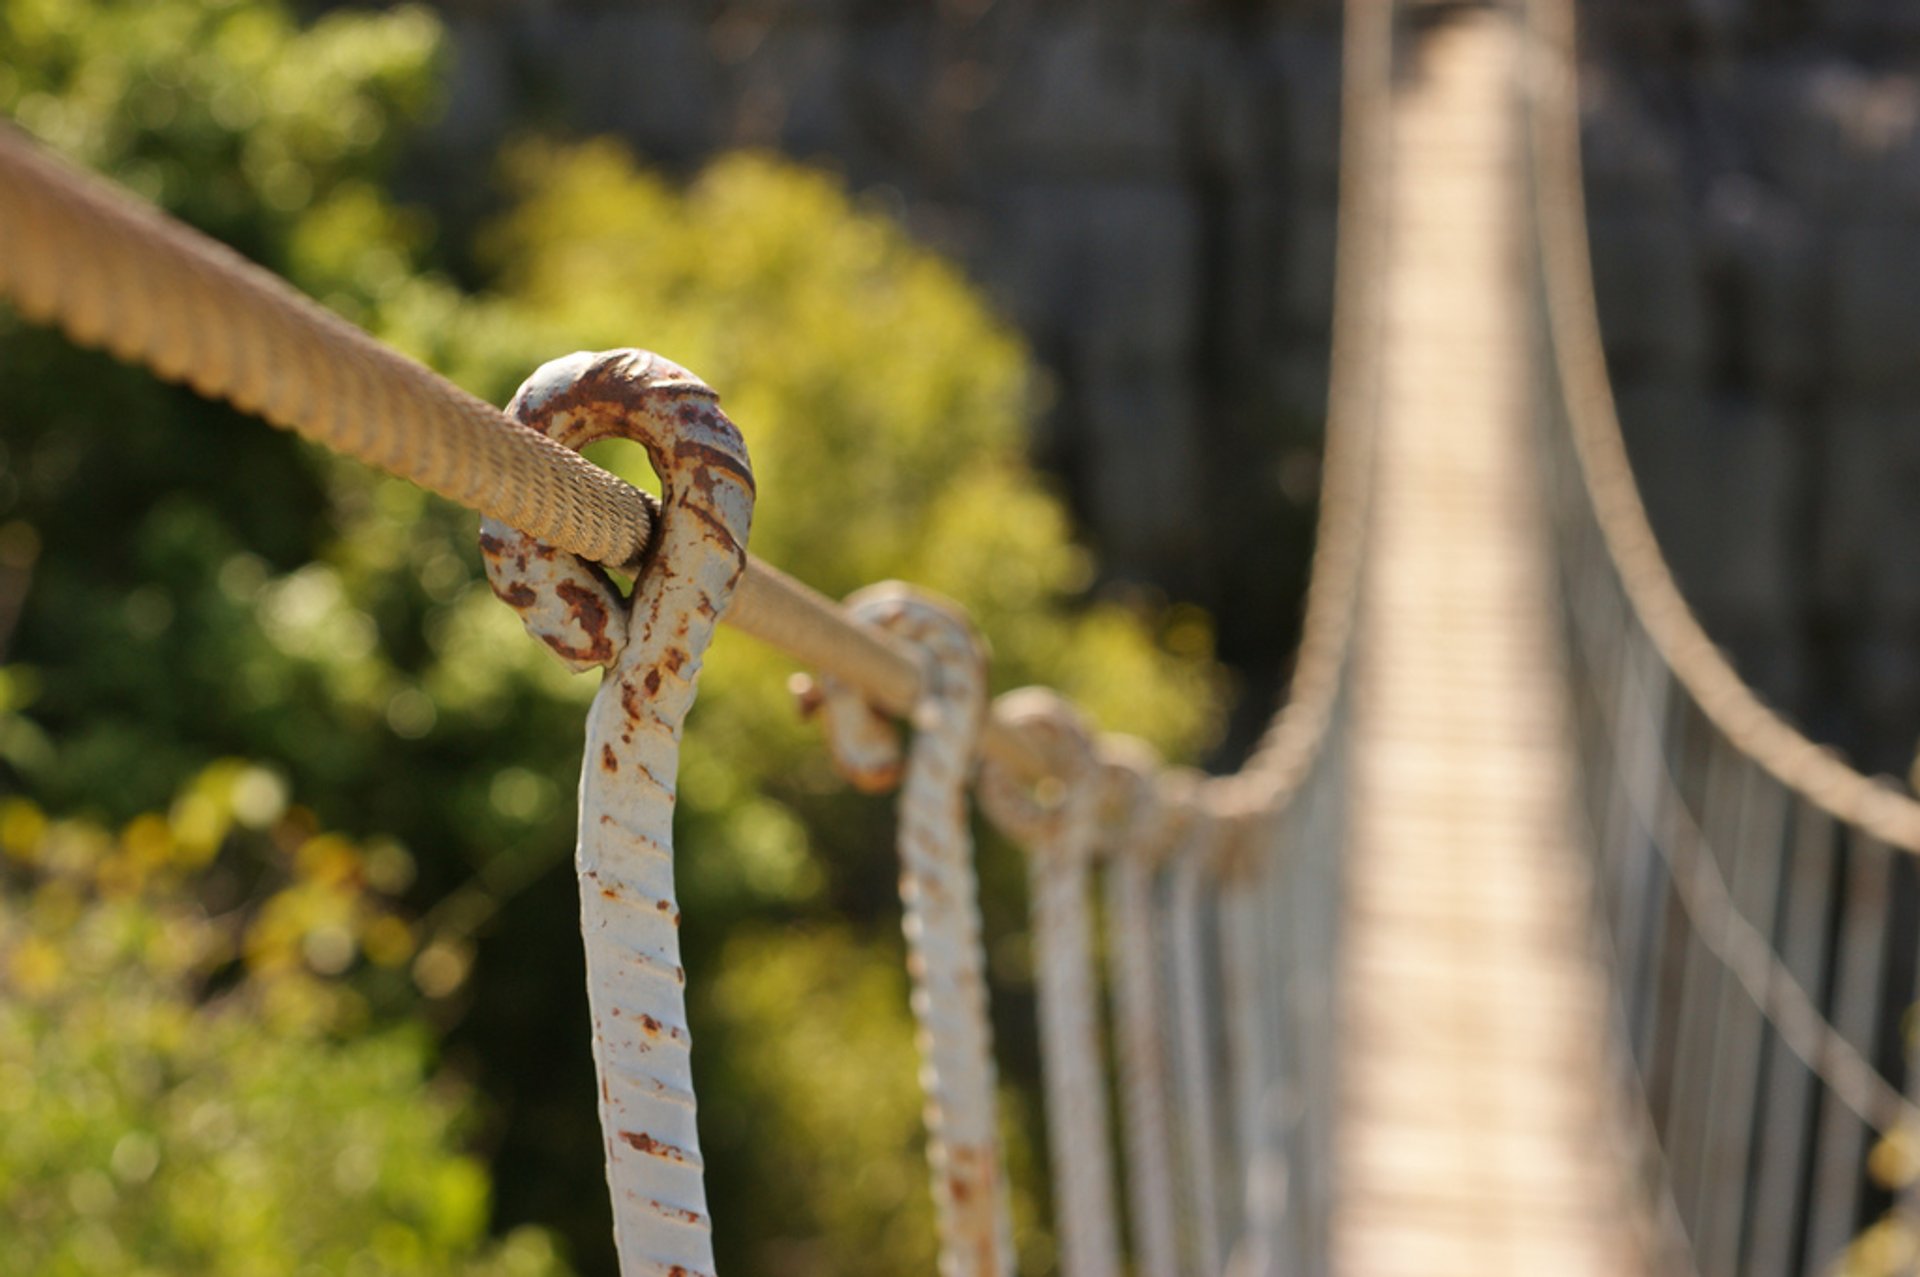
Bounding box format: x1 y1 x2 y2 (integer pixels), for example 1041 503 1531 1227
1331 11 1646 1274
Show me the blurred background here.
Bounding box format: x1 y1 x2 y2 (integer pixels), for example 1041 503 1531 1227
1 0 1917 1274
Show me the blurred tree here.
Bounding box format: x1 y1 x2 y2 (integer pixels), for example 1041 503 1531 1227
0 1 1224 1274
0 765 566 1277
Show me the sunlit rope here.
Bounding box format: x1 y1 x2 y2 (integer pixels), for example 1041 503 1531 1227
0 121 1063 785
1526 0 1920 1127
13 0 1907 1261
1523 0 1920 854
0 124 657 572
1525 0 1920 1263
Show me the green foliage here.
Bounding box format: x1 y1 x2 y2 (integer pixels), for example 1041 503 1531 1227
0 778 564 1277
449 141 1219 742
0 0 441 302
409 141 1221 1275
0 1 1226 1273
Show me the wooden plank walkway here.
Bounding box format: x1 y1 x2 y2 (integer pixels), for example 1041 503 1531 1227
1330 10 1648 1275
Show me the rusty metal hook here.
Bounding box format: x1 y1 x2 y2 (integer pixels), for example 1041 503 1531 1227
1094 736 1183 1277
805 583 1015 1277
481 348 753 1277
978 689 1123 1277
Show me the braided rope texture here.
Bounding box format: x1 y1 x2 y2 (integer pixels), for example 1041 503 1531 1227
0 124 656 572
480 350 752 1277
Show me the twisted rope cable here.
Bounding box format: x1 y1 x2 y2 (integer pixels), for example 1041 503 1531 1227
1211 0 1389 824
0 122 1062 789
1522 0 1920 852
0 123 658 572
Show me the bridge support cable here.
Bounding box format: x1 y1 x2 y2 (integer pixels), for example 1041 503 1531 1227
0 0 1390 1263
1097 745 1186 1277
806 586 1016 1277
478 350 753 1277
1167 815 1231 1277
979 692 1125 1277
1524 0 1920 1270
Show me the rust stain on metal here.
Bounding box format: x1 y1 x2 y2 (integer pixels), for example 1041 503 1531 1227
481 348 750 1277
806 585 1014 1277
554 579 617 665
1094 737 1183 1277
979 690 1123 1277
490 580 537 608
616 1130 691 1164
648 1200 708 1228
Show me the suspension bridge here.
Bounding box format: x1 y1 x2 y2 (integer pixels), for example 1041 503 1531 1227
3 1 1918 1275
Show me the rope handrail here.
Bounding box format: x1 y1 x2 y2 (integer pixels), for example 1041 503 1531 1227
1521 0 1920 853
0 125 659 572
1213 0 1385 823
1526 4 1920 1269
0 120 1059 787
0 94 1386 808
0 10 1391 1260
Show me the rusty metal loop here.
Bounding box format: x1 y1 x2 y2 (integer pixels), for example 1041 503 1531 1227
1094 735 1165 850
977 689 1101 850
1092 745 1220 879
481 349 749 669
977 688 1123 1277
1094 733 1184 1277
479 347 753 1277
1096 748 1218 871
801 584 987 797
805 583 1014 1277
1134 768 1212 868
